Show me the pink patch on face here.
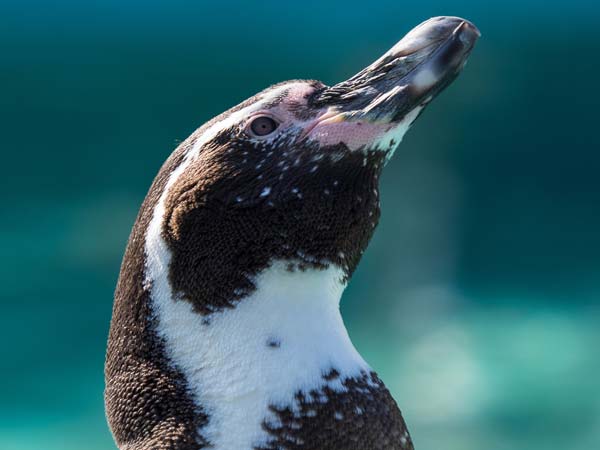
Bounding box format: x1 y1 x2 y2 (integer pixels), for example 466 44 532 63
253 83 321 132
308 115 393 151
285 83 318 104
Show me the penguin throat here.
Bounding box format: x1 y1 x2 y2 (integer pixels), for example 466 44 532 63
150 258 370 449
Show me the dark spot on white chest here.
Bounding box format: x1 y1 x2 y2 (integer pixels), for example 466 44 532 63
266 337 281 348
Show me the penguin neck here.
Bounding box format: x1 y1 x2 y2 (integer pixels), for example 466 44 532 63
150 259 371 449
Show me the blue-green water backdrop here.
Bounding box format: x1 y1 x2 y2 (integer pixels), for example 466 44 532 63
1 1 599 449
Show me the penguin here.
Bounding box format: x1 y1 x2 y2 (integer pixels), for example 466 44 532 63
105 16 479 450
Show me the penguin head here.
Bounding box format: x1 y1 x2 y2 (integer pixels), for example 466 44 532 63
160 17 479 312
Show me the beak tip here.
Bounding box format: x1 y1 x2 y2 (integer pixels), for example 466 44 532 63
313 16 480 127
455 19 481 45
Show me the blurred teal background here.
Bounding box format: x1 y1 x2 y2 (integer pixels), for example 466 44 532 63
1 1 599 449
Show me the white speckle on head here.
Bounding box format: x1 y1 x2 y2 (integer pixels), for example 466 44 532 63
291 187 302 199
334 412 344 420
260 186 271 197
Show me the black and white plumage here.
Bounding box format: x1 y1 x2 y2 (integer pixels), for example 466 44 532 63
105 16 479 450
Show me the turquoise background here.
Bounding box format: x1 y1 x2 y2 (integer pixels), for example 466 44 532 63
1 1 599 449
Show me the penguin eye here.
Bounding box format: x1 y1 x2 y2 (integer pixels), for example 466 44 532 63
249 116 279 137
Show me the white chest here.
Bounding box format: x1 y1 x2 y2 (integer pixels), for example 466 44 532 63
150 261 370 449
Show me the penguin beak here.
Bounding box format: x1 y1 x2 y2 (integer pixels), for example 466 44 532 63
311 16 480 130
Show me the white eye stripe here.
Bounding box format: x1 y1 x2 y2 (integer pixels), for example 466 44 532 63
186 84 294 158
